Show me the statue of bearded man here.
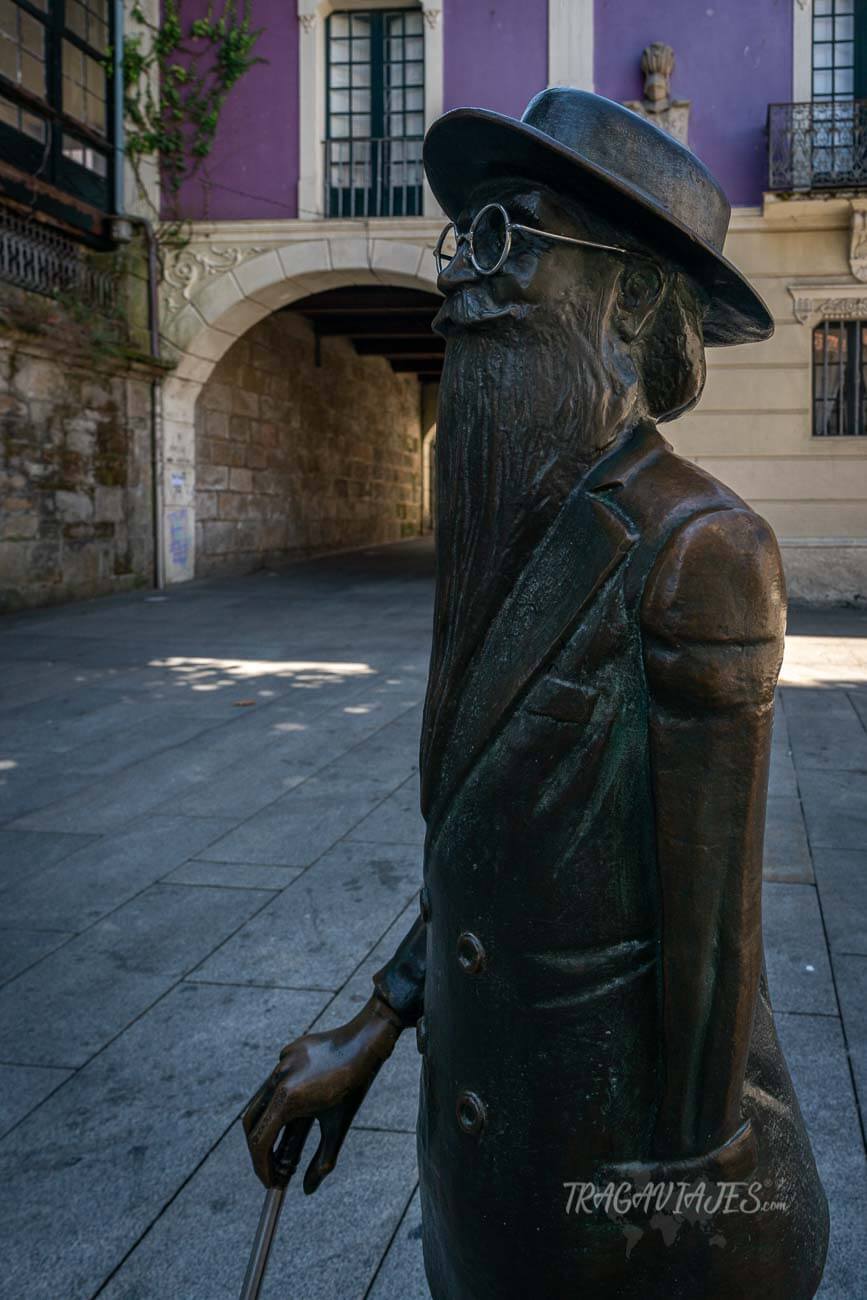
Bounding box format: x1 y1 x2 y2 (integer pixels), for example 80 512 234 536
243 90 829 1300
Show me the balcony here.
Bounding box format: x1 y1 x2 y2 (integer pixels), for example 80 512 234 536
324 136 424 218
768 100 867 192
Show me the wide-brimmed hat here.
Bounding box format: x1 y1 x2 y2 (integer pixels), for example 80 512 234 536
423 88 773 347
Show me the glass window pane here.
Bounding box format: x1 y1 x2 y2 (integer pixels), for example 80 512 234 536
350 88 369 113
350 113 369 137
330 14 349 37
815 42 833 68
814 0 833 11
85 51 103 91
330 114 349 137
0 33 16 80
20 51 43 93
86 89 105 131
835 15 854 41
814 17 833 41
331 41 349 63
835 68 853 93
67 0 86 38
19 10 42 54
331 63 349 87
0 91 14 124
405 37 423 61
331 88 350 113
405 60 423 85
350 13 370 35
350 38 368 60
351 63 370 87
814 69 834 96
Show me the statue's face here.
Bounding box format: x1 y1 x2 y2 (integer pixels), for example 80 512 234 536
433 182 623 338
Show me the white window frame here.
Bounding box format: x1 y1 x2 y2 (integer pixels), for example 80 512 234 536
297 0 443 219
793 0 814 102
547 0 593 91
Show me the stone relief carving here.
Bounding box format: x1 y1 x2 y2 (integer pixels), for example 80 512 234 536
789 288 867 324
624 43 690 146
422 7 441 29
163 245 269 320
298 14 316 34
849 203 867 283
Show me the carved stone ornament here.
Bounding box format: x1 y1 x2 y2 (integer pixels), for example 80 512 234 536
624 42 690 146
849 201 867 282
422 7 441 29
298 13 316 34
789 274 867 323
162 244 268 320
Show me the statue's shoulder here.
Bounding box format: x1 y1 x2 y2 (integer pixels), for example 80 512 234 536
631 444 786 648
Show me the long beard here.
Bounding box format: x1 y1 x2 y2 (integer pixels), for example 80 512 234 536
425 306 629 739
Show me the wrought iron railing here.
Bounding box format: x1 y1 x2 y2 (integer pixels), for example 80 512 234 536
0 207 115 310
768 99 867 192
324 136 424 217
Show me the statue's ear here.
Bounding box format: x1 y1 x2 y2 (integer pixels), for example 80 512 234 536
615 262 665 342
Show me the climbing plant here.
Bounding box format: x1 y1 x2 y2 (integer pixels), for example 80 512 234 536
117 1 265 223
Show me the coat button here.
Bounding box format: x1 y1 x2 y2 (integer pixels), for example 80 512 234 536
455 1090 487 1136
456 931 486 974
416 1016 428 1055
419 887 431 923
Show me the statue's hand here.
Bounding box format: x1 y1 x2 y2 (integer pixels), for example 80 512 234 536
242 995 401 1192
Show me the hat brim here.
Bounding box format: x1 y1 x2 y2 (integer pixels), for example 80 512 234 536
423 108 773 347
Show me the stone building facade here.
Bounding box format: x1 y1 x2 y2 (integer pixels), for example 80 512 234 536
0 285 159 612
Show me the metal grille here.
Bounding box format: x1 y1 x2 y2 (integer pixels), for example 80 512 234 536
768 99 867 190
0 206 115 309
813 319 867 437
324 135 423 217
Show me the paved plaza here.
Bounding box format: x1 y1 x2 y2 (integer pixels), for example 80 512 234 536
0 538 865 1299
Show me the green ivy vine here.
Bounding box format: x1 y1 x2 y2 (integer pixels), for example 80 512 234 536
117 1 265 222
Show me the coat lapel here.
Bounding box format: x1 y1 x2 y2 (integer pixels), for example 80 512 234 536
422 485 637 824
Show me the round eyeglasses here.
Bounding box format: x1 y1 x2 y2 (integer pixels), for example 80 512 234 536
433 201 636 278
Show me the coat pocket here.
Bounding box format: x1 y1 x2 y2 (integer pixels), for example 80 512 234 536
524 674 598 725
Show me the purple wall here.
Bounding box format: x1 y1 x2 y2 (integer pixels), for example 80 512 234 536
594 0 792 207
167 0 298 221
443 0 548 118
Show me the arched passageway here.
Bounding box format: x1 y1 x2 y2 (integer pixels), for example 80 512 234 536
194 285 442 576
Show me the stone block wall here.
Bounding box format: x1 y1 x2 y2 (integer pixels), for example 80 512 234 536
194 311 423 575
0 320 156 611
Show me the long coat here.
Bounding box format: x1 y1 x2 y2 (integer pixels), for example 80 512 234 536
374 422 828 1300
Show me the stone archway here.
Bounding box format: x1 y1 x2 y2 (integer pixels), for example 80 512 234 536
158 226 441 582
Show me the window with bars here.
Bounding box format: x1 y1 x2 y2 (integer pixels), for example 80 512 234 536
324 7 424 217
813 320 867 437
0 0 112 222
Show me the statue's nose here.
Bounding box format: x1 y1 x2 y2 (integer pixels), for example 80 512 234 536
437 239 479 295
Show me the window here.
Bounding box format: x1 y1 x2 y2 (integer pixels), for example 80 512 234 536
325 7 424 217
812 0 858 100
0 0 112 222
813 320 867 436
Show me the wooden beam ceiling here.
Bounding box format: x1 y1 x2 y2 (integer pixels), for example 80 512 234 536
288 285 444 380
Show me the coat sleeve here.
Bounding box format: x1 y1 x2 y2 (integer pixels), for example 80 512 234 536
372 912 426 1028
639 504 786 1166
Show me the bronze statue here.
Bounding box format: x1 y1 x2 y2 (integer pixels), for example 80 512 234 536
243 90 829 1299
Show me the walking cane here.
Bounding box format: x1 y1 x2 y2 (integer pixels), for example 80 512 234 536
239 1124 309 1300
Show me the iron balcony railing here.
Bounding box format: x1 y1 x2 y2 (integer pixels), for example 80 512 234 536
324 136 424 218
0 207 115 310
768 99 867 192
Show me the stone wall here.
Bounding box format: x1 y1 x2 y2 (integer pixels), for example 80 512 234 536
194 311 422 575
0 307 156 611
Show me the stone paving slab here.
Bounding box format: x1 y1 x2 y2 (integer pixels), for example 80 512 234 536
763 795 814 883
811 849 867 956
763 882 837 1014
191 841 422 991
0 981 329 1300
98 1123 418 1300
0 927 75 987
777 1012 867 1299
0 827 97 889
0 815 237 932
0 883 271 1066
831 953 867 1131
0 1063 72 1137
799 768 867 850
